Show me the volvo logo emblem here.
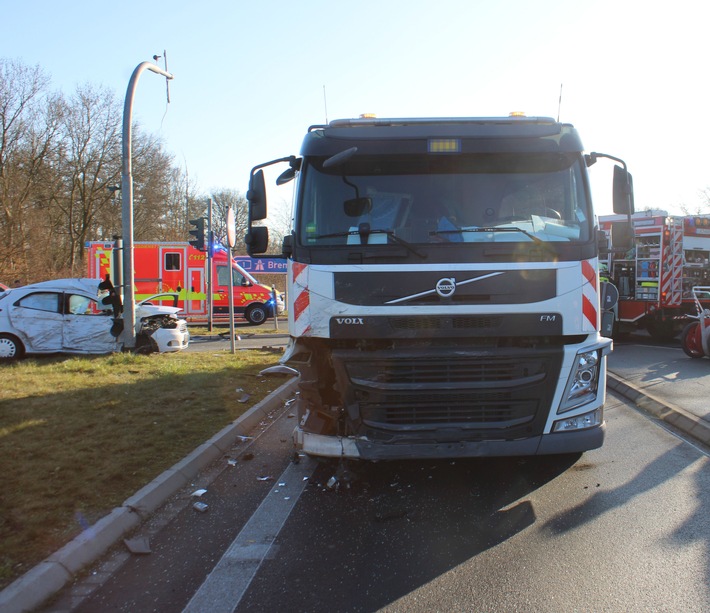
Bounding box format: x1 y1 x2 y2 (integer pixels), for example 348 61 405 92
435 277 456 298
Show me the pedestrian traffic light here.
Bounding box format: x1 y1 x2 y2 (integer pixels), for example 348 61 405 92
188 218 206 251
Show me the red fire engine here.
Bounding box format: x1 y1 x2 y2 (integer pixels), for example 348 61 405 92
86 241 282 325
600 210 710 339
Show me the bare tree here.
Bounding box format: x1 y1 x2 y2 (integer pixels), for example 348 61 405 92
157 165 202 241
0 58 235 283
51 84 122 272
0 59 57 282
209 188 249 251
131 131 176 241
680 189 710 216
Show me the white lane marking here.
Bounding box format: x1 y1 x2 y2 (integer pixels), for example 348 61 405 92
182 456 317 613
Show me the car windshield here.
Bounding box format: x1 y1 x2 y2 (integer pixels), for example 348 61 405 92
298 152 590 246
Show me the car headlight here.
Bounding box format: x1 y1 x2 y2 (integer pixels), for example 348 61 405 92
559 349 601 413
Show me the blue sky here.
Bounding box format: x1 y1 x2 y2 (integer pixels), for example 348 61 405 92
3 0 709 217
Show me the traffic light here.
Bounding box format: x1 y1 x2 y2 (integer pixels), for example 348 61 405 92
188 218 205 251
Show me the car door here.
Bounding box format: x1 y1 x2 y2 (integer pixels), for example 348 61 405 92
62 292 119 353
8 291 64 352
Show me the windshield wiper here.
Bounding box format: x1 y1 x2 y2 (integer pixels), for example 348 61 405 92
433 225 546 246
315 224 427 259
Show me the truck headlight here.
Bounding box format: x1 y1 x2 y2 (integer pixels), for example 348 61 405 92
559 349 601 413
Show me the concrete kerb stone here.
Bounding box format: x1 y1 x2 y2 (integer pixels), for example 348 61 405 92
607 372 710 447
0 561 71 613
0 376 299 613
47 507 142 575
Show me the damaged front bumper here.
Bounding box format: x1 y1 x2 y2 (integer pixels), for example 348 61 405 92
294 422 605 461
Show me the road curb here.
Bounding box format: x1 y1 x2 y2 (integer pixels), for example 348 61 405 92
0 376 299 613
607 372 710 447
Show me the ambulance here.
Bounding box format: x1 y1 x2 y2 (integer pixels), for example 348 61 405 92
86 241 283 325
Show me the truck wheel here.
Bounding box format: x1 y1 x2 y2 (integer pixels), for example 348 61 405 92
681 322 705 358
245 303 267 325
646 318 676 342
0 334 25 360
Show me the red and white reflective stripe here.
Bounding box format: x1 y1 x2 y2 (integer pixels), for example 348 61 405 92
581 259 598 331
291 262 311 336
660 221 683 306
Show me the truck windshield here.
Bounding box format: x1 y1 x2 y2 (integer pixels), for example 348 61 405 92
298 152 591 246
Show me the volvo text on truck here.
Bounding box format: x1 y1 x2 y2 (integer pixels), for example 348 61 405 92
245 115 634 460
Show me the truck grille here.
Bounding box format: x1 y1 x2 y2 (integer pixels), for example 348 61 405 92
358 392 538 429
348 357 543 388
336 350 562 436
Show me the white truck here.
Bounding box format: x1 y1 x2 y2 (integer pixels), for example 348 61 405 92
245 115 633 460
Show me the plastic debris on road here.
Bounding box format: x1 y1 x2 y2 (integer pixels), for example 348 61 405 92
257 475 273 481
123 537 152 555
191 489 207 497
193 501 209 513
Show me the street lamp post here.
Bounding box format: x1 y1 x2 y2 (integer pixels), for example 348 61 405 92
121 60 174 349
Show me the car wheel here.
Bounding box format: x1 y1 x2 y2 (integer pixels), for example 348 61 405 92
245 303 267 325
0 333 25 360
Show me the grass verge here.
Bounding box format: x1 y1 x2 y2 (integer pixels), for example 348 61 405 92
0 349 286 589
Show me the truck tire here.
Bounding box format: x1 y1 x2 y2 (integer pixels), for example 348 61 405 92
646 317 676 342
0 333 25 360
245 303 268 325
681 322 705 358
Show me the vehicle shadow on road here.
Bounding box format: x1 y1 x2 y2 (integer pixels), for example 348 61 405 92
541 445 709 595
610 342 710 385
238 454 581 612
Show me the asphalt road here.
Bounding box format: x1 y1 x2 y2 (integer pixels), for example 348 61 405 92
42 334 710 612
610 333 710 422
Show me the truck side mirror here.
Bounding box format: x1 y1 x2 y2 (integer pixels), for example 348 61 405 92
611 221 633 251
597 230 609 258
613 165 634 215
245 226 269 255
247 169 267 221
282 234 293 257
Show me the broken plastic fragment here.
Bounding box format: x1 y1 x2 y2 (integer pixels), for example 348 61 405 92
124 537 152 554
191 489 207 497
326 476 338 490
227 459 237 466
238 393 251 404
257 475 273 482
258 365 299 377
193 501 209 513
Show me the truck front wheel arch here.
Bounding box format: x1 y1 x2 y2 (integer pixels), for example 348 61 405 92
245 303 268 325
